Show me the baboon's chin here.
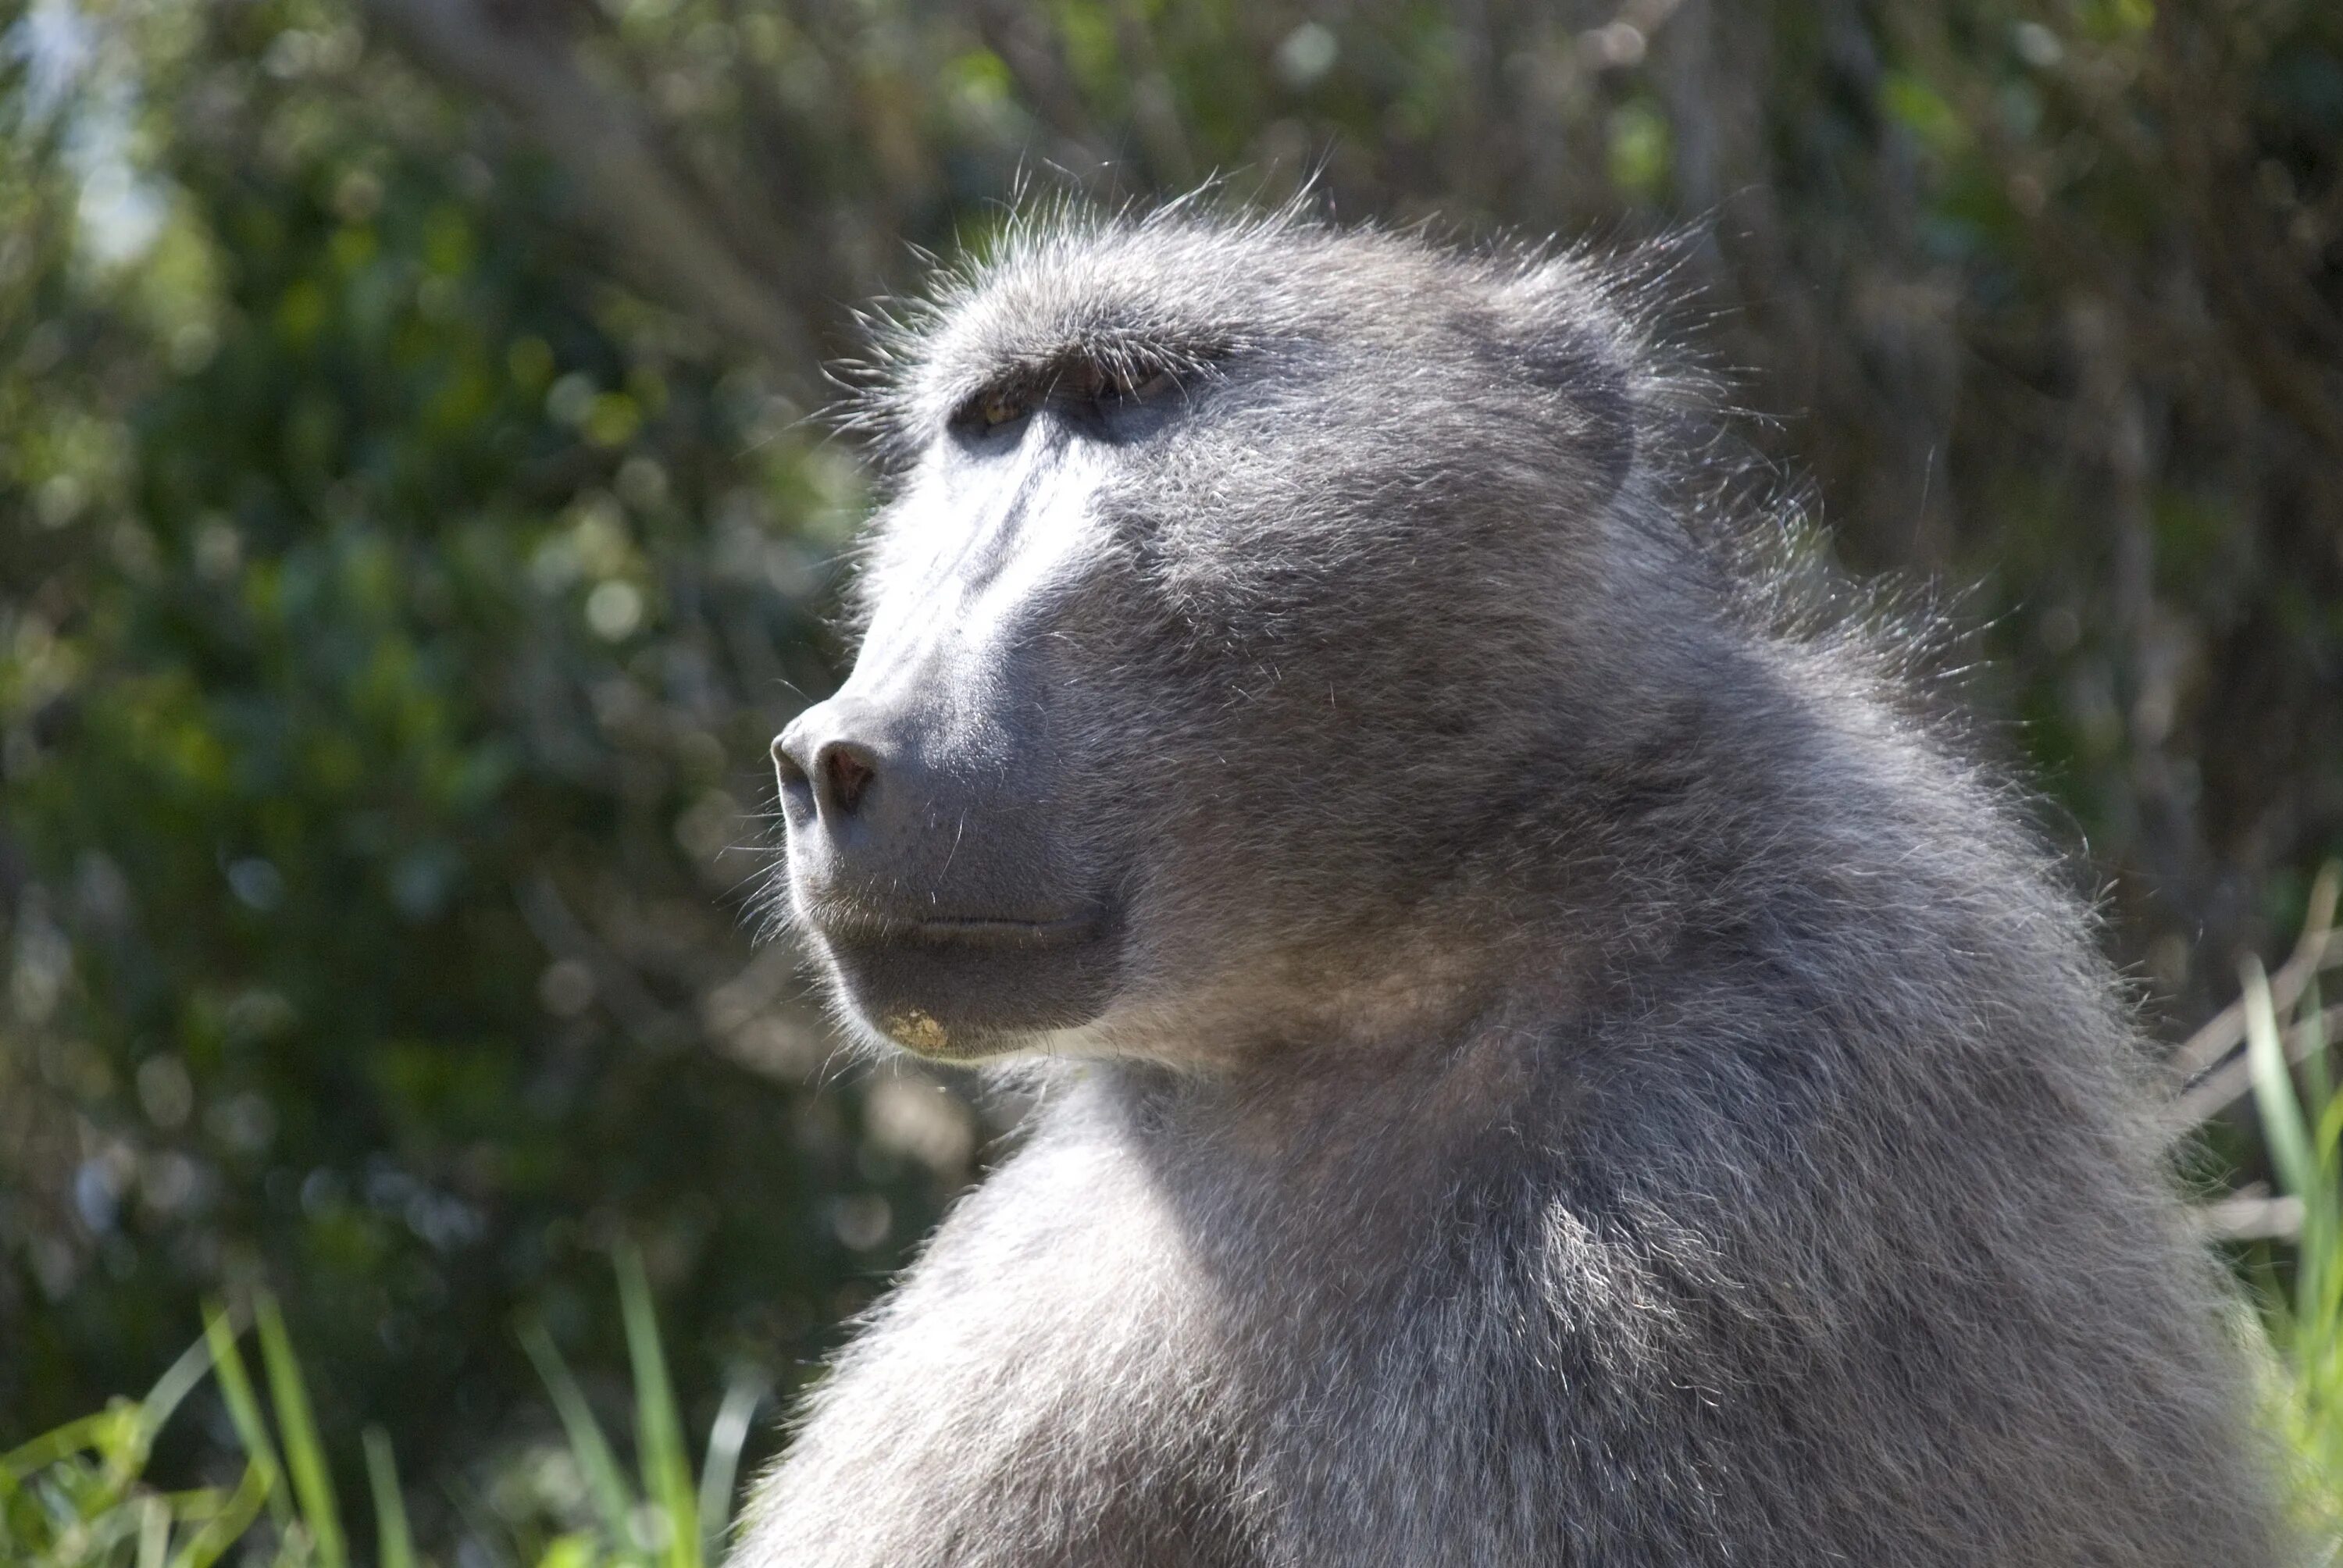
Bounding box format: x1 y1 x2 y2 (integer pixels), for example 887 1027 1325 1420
816 918 1123 1061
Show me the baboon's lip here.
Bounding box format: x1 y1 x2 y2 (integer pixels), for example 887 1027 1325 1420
901 914 1100 949
811 903 1106 951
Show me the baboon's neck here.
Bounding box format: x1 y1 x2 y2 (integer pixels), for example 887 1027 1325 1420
1087 1015 1553 1265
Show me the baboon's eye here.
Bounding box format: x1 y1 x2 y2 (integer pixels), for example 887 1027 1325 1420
979 387 1031 428
950 359 1183 447
1054 360 1182 441
1065 360 1175 408
952 382 1035 440
1103 368 1177 405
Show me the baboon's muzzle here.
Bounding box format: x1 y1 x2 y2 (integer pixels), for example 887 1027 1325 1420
772 692 1121 1057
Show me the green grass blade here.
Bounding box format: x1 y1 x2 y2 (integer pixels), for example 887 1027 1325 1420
519 1319 640 1553
2248 957 2340 1337
2304 975 2334 1114
167 1459 270 1568
537 1534 600 1568
362 1427 416 1568
137 1494 172 1568
615 1247 699 1568
2310 1051 2343 1352
64 1491 150 1563
135 1334 219 1466
696 1380 763 1562
2248 958 2320 1202
155 1485 236 1520
201 1301 292 1532
1 1412 119 1478
255 1291 347 1568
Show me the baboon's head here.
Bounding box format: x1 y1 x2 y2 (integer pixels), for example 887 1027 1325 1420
776 212 1682 1063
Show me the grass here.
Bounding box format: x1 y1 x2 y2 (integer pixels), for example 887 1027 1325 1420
0 1247 761 1568
2242 940 2343 1554
8 887 2343 1564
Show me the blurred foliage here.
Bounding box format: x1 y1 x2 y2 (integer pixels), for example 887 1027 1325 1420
2 1256 752 1566
2 0 2340 1556
0 0 979 1540
2244 944 2343 1553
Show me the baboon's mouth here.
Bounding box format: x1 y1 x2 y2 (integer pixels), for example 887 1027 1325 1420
805 901 1107 951
806 899 1124 1059
903 914 1100 949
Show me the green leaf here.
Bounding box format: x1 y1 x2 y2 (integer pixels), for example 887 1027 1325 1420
201 1303 292 1533
1881 70 1967 153
2302 975 2331 1120
2248 958 2319 1197
137 1494 171 1568
132 1333 220 1474
519 1320 640 1557
256 1292 348 1568
696 1379 763 1562
1605 102 1672 200
1 1412 121 1481
363 1426 416 1568
616 1246 699 1568
537 1532 601 1568
167 1460 269 1568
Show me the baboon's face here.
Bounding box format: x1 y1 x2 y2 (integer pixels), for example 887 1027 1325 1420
775 223 1638 1060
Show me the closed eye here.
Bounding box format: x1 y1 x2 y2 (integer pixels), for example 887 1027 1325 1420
949 358 1188 447
1082 365 1177 408
1054 358 1186 443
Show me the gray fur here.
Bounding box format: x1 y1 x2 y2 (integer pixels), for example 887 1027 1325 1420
740 206 2278 1566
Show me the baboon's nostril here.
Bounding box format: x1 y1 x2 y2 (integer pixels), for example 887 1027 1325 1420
772 735 810 793
773 712 881 826
819 742 878 816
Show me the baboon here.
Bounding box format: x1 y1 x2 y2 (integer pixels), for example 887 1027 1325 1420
740 208 2276 1566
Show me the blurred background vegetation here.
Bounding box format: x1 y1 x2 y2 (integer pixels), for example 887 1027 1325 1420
2 0 2341 1556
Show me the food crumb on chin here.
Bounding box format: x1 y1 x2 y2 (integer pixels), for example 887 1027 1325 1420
883 1007 950 1053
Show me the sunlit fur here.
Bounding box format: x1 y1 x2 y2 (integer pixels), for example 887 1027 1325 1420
740 206 2277 1566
